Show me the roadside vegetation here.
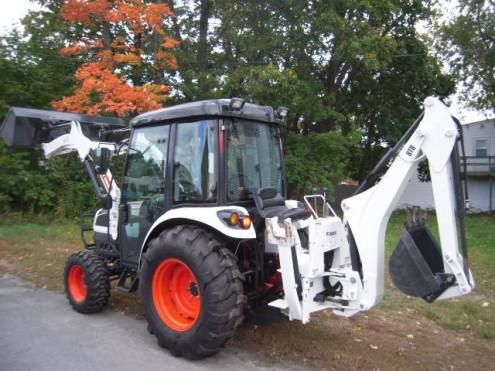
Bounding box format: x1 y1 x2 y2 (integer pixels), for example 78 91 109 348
1 212 494 369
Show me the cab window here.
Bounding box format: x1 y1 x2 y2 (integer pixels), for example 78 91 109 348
123 125 169 204
173 120 218 203
226 120 284 202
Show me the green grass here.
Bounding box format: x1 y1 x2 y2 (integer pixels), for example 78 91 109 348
0 218 80 291
0 217 142 315
0 222 80 244
381 212 495 339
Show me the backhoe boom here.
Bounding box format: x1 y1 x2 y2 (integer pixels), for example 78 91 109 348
266 97 474 321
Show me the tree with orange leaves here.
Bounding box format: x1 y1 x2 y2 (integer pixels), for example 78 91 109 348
52 0 180 117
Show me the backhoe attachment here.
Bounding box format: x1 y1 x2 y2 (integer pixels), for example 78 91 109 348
264 97 474 323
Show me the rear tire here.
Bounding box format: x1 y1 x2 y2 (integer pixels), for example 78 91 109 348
140 225 245 359
64 250 110 313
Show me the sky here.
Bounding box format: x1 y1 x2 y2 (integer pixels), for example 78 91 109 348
0 0 492 123
0 0 41 35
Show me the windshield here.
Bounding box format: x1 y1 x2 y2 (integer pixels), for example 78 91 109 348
226 120 284 202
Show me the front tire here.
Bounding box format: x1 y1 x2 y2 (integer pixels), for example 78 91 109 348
140 225 245 359
64 250 110 313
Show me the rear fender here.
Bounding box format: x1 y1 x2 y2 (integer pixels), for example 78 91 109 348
137 206 256 269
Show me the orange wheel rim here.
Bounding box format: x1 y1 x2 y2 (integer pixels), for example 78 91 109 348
68 265 87 303
152 258 201 332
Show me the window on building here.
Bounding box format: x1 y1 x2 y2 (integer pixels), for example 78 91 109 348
475 139 488 157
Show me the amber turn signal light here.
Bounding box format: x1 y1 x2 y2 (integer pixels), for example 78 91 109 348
229 212 240 226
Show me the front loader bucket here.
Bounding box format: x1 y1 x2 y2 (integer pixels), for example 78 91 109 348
389 223 455 302
0 107 125 149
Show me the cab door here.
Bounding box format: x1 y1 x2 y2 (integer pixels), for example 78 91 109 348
120 125 170 267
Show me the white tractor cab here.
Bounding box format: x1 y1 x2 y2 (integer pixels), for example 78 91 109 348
0 97 474 359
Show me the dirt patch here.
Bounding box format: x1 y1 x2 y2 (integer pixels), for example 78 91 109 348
234 309 495 370
0 239 74 291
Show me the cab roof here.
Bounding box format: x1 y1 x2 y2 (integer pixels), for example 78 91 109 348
130 99 285 127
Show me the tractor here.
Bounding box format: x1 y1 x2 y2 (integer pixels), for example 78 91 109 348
0 97 474 359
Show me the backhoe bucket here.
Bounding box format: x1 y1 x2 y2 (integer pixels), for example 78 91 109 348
389 223 455 302
0 107 125 148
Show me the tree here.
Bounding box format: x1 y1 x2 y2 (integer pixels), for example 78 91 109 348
344 36 454 179
0 1 79 113
0 2 98 216
172 0 453 182
437 0 495 111
0 0 456 213
284 131 352 198
52 0 180 116
0 43 95 216
0 38 55 114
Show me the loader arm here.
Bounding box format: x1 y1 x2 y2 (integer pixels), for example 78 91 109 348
41 121 122 240
0 107 126 240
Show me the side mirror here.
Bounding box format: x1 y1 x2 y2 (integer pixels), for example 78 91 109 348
95 147 111 175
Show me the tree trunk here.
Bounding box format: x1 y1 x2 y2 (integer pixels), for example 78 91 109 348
152 0 165 84
102 22 113 50
198 0 211 97
168 0 183 42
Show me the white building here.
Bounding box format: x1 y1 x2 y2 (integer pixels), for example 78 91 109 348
398 118 495 213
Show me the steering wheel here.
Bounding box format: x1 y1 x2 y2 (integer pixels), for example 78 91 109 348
227 173 249 200
141 193 165 222
176 179 201 201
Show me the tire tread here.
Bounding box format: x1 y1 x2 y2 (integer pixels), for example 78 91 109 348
140 225 245 359
64 250 110 313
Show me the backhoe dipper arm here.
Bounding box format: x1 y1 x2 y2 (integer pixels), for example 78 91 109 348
342 97 474 310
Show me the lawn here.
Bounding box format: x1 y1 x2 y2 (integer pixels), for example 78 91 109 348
1 212 494 369
381 213 495 340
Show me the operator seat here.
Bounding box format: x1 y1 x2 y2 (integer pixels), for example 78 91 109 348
254 187 309 222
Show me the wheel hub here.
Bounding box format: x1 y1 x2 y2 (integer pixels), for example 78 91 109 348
188 282 199 297
152 258 201 332
68 265 87 303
